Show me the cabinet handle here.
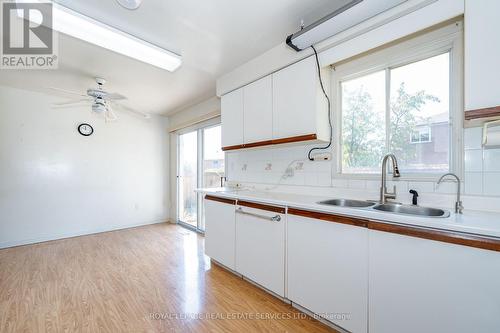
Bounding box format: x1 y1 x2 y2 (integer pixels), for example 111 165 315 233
236 207 281 222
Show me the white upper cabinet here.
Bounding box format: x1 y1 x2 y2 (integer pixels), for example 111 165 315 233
220 56 329 149
221 89 244 147
272 56 328 140
243 76 273 143
465 0 500 110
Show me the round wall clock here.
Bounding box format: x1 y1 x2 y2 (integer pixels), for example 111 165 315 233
78 123 94 136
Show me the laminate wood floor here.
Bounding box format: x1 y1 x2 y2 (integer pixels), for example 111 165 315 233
0 223 337 333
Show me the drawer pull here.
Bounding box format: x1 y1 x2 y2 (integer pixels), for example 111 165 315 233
236 207 281 222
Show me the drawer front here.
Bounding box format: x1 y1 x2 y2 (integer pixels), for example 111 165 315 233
204 199 236 270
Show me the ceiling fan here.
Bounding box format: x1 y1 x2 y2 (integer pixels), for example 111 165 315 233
50 78 150 121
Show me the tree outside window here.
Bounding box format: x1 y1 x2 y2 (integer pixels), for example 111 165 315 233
340 52 450 174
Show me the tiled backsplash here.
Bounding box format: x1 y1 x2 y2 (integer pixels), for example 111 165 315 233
226 127 500 198
464 127 500 196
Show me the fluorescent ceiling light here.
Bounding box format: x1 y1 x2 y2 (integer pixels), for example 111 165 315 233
287 0 408 51
16 0 181 71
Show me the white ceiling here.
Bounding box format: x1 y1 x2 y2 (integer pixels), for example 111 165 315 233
0 0 351 115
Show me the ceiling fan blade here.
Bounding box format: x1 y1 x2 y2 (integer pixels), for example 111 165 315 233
52 99 91 107
111 102 151 119
105 104 118 122
52 104 90 109
48 87 88 97
105 92 127 100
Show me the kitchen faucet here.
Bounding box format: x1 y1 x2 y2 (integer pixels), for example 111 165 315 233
380 154 401 204
437 173 463 214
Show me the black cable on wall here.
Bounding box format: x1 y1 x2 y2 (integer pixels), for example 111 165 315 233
307 45 333 161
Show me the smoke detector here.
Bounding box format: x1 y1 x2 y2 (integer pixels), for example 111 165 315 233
116 0 143 10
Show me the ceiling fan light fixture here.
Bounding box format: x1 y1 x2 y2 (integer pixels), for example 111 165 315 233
116 0 143 10
15 0 181 72
92 103 107 114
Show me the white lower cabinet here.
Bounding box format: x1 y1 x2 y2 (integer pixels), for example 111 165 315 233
235 205 285 297
287 214 368 333
204 198 236 270
369 230 500 333
205 197 500 333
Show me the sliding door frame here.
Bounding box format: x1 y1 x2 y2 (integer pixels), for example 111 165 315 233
175 118 223 234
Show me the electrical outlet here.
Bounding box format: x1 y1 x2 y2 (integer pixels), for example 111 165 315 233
311 153 332 161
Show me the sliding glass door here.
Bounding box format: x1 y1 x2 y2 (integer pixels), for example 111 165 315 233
177 124 224 232
178 130 198 228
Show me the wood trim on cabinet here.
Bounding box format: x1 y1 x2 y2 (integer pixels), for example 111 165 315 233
238 200 286 214
221 144 245 151
244 139 274 149
368 221 500 252
288 207 500 252
221 134 318 151
465 105 500 120
288 208 369 228
271 134 318 145
204 195 236 205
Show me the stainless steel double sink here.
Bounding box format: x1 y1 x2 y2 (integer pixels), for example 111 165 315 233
317 199 450 218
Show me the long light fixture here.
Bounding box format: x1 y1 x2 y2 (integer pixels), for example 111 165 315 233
16 0 181 71
286 0 408 51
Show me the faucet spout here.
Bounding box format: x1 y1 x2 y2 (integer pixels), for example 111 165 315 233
380 154 401 204
437 173 463 214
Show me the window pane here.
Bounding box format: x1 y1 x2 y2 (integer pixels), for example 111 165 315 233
203 125 225 188
389 52 450 173
178 131 198 226
341 70 386 174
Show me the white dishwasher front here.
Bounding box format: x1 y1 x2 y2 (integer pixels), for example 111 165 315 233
235 203 285 297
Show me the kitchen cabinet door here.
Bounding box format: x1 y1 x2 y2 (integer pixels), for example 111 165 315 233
287 214 368 333
369 229 500 333
243 75 273 144
465 0 500 111
235 205 285 296
221 88 244 148
204 199 236 270
272 56 326 140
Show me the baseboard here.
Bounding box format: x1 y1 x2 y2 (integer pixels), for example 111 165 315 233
0 219 170 250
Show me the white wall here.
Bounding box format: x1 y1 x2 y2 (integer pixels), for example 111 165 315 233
169 96 220 132
0 86 170 248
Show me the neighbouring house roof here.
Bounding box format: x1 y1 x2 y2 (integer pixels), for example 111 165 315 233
416 111 449 126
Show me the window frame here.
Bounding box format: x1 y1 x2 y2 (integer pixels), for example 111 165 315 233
331 21 463 181
410 126 432 144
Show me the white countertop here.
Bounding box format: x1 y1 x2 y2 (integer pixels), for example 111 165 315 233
198 187 500 239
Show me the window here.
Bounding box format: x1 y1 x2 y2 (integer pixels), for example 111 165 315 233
410 126 431 144
334 23 462 177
